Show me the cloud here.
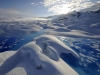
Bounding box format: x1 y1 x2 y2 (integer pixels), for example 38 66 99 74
0 8 34 21
43 0 99 14
96 0 100 3
0 8 48 21
31 3 34 5
81 2 100 11
39 2 43 4
30 2 41 6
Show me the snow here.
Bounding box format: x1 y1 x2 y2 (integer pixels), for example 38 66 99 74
46 46 59 61
35 35 79 59
0 11 100 75
44 29 100 39
0 21 43 36
0 35 79 75
0 12 100 38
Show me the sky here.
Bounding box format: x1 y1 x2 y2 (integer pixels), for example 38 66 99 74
0 0 100 21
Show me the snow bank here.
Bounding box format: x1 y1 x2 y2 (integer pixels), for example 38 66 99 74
35 35 79 59
0 35 79 75
44 29 100 39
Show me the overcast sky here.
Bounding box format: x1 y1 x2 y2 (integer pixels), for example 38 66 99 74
0 0 100 21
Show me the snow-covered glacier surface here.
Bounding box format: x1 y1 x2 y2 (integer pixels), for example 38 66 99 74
0 12 100 75
0 34 100 75
0 35 79 75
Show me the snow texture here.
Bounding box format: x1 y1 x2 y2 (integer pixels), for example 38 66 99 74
0 11 100 75
0 35 79 75
0 12 100 39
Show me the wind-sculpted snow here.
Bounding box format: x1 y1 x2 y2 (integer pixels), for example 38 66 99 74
0 35 79 75
0 12 100 39
0 21 43 36
0 11 100 75
47 12 100 37
35 35 79 59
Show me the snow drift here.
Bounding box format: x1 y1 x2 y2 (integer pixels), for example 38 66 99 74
0 35 79 75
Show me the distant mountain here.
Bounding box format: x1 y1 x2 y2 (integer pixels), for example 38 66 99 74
90 9 100 13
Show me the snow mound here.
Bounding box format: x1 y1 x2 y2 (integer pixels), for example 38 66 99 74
35 35 79 59
0 35 79 75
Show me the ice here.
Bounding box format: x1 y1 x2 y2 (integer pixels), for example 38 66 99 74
0 11 100 39
0 35 79 75
0 10 100 75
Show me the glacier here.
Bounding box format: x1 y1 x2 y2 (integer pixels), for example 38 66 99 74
0 11 100 75
0 35 79 75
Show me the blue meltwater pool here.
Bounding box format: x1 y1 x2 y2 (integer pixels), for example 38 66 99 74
58 36 100 75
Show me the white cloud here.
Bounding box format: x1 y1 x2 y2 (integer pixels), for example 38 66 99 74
48 3 72 14
0 8 22 18
31 2 41 6
31 3 34 5
43 0 98 14
81 2 100 11
0 8 48 21
0 8 33 21
39 2 43 4
97 0 100 3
